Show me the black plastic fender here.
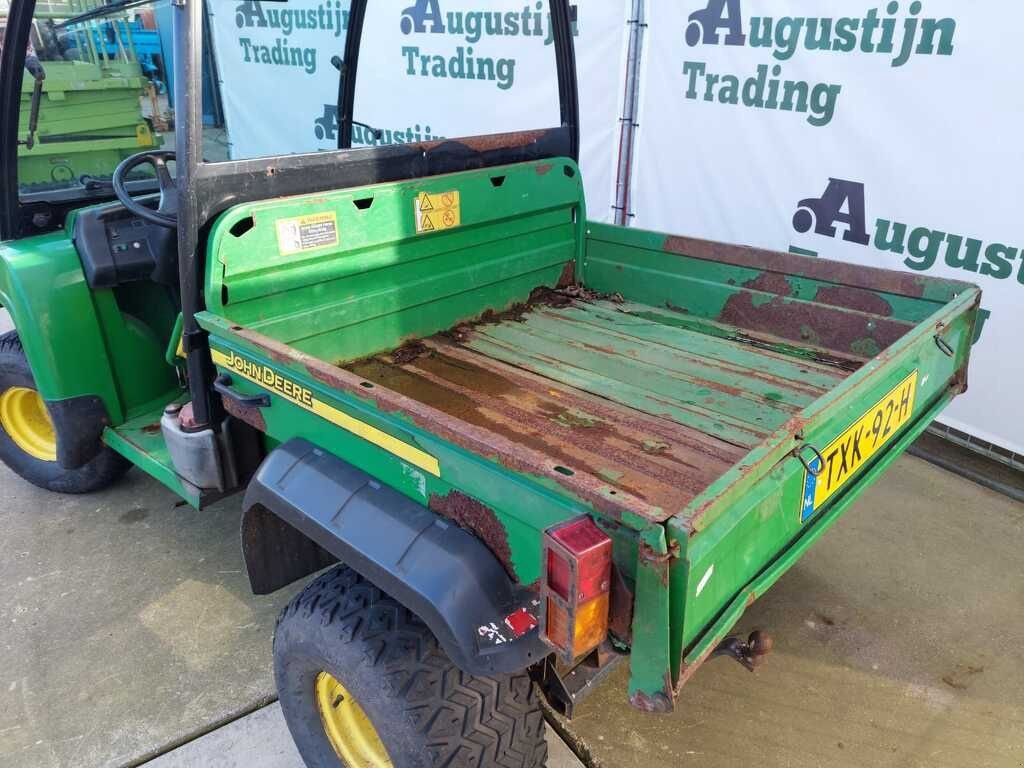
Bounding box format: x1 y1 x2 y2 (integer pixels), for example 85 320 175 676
241 438 550 677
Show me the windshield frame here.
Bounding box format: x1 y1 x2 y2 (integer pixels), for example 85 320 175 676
0 0 34 239
0 0 170 238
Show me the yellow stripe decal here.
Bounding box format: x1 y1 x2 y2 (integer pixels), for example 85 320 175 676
211 349 440 477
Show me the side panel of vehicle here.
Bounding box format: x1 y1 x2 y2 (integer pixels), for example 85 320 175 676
201 326 638 587
0 231 178 428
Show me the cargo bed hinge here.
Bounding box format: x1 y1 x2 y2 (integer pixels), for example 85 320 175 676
638 539 681 566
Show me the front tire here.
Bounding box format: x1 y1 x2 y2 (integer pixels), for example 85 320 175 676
274 565 548 768
0 331 129 493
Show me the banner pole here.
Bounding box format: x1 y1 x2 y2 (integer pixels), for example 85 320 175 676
613 0 645 227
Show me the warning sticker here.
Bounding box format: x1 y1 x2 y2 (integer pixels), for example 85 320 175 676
415 190 461 234
275 212 339 255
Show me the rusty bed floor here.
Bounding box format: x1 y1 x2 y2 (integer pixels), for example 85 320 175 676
346 298 851 518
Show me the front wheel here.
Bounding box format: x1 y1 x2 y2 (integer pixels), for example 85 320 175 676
274 565 549 768
0 331 128 493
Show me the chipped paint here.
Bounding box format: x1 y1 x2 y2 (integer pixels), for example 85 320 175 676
695 564 714 597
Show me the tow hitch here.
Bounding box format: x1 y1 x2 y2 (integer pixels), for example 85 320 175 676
711 630 774 672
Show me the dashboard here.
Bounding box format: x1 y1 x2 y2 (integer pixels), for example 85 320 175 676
71 198 178 290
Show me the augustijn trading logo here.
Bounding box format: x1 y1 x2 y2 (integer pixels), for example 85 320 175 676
397 0 576 91
792 178 1021 295
678 1 956 127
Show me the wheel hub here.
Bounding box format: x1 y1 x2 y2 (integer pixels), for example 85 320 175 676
315 671 393 767
0 387 56 462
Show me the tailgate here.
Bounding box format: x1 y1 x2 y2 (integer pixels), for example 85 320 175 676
667 283 981 684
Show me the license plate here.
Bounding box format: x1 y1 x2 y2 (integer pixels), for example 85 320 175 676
800 371 918 522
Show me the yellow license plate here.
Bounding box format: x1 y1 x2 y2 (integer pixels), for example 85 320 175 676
801 371 918 522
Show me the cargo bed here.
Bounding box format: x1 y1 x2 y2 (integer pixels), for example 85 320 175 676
198 160 980 541
344 295 852 526
196 160 980 709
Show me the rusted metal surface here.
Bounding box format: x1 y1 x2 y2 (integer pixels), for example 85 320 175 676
638 540 681 571
739 271 905 320
220 394 267 432
232 326 666 523
813 284 897 316
654 302 866 373
608 566 634 643
420 128 549 154
719 281 915 356
710 629 774 672
557 260 576 288
662 234 971 299
459 300 845 442
348 333 747 519
675 639 720 690
428 490 515 578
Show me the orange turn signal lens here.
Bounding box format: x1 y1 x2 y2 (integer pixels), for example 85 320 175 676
572 592 610 652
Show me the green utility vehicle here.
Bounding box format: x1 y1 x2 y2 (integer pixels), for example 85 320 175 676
12 1 160 188
0 2 981 766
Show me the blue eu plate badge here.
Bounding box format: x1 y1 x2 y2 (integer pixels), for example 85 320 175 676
800 455 823 524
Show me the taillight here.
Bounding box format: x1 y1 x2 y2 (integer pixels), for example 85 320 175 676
540 516 612 661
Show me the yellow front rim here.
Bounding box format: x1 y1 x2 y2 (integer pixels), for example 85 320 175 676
0 387 57 462
315 671 393 767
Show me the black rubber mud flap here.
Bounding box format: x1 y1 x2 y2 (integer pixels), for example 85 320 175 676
47 394 110 469
242 438 550 677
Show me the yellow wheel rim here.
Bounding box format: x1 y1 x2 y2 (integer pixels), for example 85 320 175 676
315 671 393 767
0 387 56 462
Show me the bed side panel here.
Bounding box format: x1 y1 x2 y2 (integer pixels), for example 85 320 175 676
584 223 972 358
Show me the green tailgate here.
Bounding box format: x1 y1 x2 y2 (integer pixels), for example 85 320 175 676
582 224 980 707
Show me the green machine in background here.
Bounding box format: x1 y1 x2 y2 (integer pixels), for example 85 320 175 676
13 0 160 188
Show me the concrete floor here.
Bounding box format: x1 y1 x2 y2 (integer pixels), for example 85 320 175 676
555 456 1024 768
144 703 581 768
0 466 298 767
0 440 1021 766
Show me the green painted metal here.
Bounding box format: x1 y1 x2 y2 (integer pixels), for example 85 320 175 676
583 222 967 324
0 148 977 714
0 230 179 424
678 388 954 675
189 164 979 709
18 60 158 187
666 288 978 675
103 394 200 507
204 159 585 363
187 165 978 709
626 525 674 710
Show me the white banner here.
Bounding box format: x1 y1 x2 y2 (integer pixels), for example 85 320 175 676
207 0 629 221
631 1 1024 455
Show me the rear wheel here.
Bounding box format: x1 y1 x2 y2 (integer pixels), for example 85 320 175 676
0 331 129 493
274 565 549 768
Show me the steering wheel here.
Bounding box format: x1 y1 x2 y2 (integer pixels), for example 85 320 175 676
112 150 178 228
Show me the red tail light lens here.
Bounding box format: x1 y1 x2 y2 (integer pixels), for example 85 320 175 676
540 516 612 661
